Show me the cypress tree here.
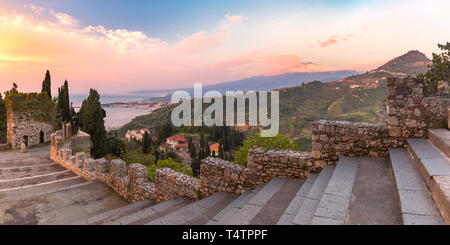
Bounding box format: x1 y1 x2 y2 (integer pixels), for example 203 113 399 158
142 131 150 154
57 81 71 122
0 94 6 144
218 142 224 159
61 81 71 122
41 70 52 98
79 89 108 158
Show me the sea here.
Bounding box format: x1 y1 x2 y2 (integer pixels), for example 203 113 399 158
71 94 154 131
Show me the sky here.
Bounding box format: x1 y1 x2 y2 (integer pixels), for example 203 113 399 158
0 0 449 94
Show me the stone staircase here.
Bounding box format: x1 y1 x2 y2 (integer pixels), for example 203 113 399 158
1 132 449 225
0 145 129 225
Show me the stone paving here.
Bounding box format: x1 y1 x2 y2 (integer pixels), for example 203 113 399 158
347 158 402 225
0 145 129 225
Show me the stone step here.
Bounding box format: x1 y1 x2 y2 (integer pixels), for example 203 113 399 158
429 129 450 158
277 174 318 225
0 160 55 169
292 165 335 225
0 163 67 180
208 185 263 225
0 170 76 190
346 158 403 225
0 177 90 202
389 148 444 225
311 157 358 225
250 178 304 225
72 199 155 225
107 197 190 225
147 192 237 225
407 138 450 224
0 181 129 225
223 178 287 225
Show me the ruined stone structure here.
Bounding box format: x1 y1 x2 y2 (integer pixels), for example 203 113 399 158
70 130 91 156
311 120 393 165
6 93 55 149
200 157 256 196
386 77 447 144
154 168 200 201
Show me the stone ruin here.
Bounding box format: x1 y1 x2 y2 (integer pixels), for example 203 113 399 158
6 93 56 149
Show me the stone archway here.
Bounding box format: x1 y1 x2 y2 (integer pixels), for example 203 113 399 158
39 131 44 144
23 135 29 147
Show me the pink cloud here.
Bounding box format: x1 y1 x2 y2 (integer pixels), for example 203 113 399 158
0 5 343 94
317 33 359 48
173 31 226 54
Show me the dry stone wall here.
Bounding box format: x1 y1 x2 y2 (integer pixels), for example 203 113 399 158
70 131 91 157
200 149 318 197
154 168 200 201
200 157 256 197
248 148 317 182
387 77 447 144
50 130 198 203
311 120 393 165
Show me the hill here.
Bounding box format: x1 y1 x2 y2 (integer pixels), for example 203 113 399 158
116 50 431 151
130 70 359 96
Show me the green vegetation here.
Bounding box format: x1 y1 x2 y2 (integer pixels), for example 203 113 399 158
418 42 449 97
234 133 298 166
5 86 57 127
78 89 108 159
41 70 52 99
72 147 84 154
147 158 193 182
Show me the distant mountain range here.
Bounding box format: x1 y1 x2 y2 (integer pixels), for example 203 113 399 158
130 70 359 95
117 50 432 151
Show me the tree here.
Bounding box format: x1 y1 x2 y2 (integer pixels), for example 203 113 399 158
4 83 18 97
142 131 151 154
418 42 450 97
218 142 224 159
41 70 52 99
78 89 108 158
57 80 71 122
234 133 299 166
191 157 201 177
0 94 6 143
187 137 196 160
107 136 127 158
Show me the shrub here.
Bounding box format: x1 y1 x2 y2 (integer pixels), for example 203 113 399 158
147 158 193 182
234 133 298 166
72 147 84 154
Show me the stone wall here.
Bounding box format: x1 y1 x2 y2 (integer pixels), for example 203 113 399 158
200 149 320 197
5 93 55 149
50 130 199 203
448 106 450 130
311 120 393 165
200 157 256 197
70 131 91 157
387 77 447 145
248 148 317 182
0 143 10 151
154 168 200 201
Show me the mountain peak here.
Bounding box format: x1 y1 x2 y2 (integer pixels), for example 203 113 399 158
376 50 431 76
